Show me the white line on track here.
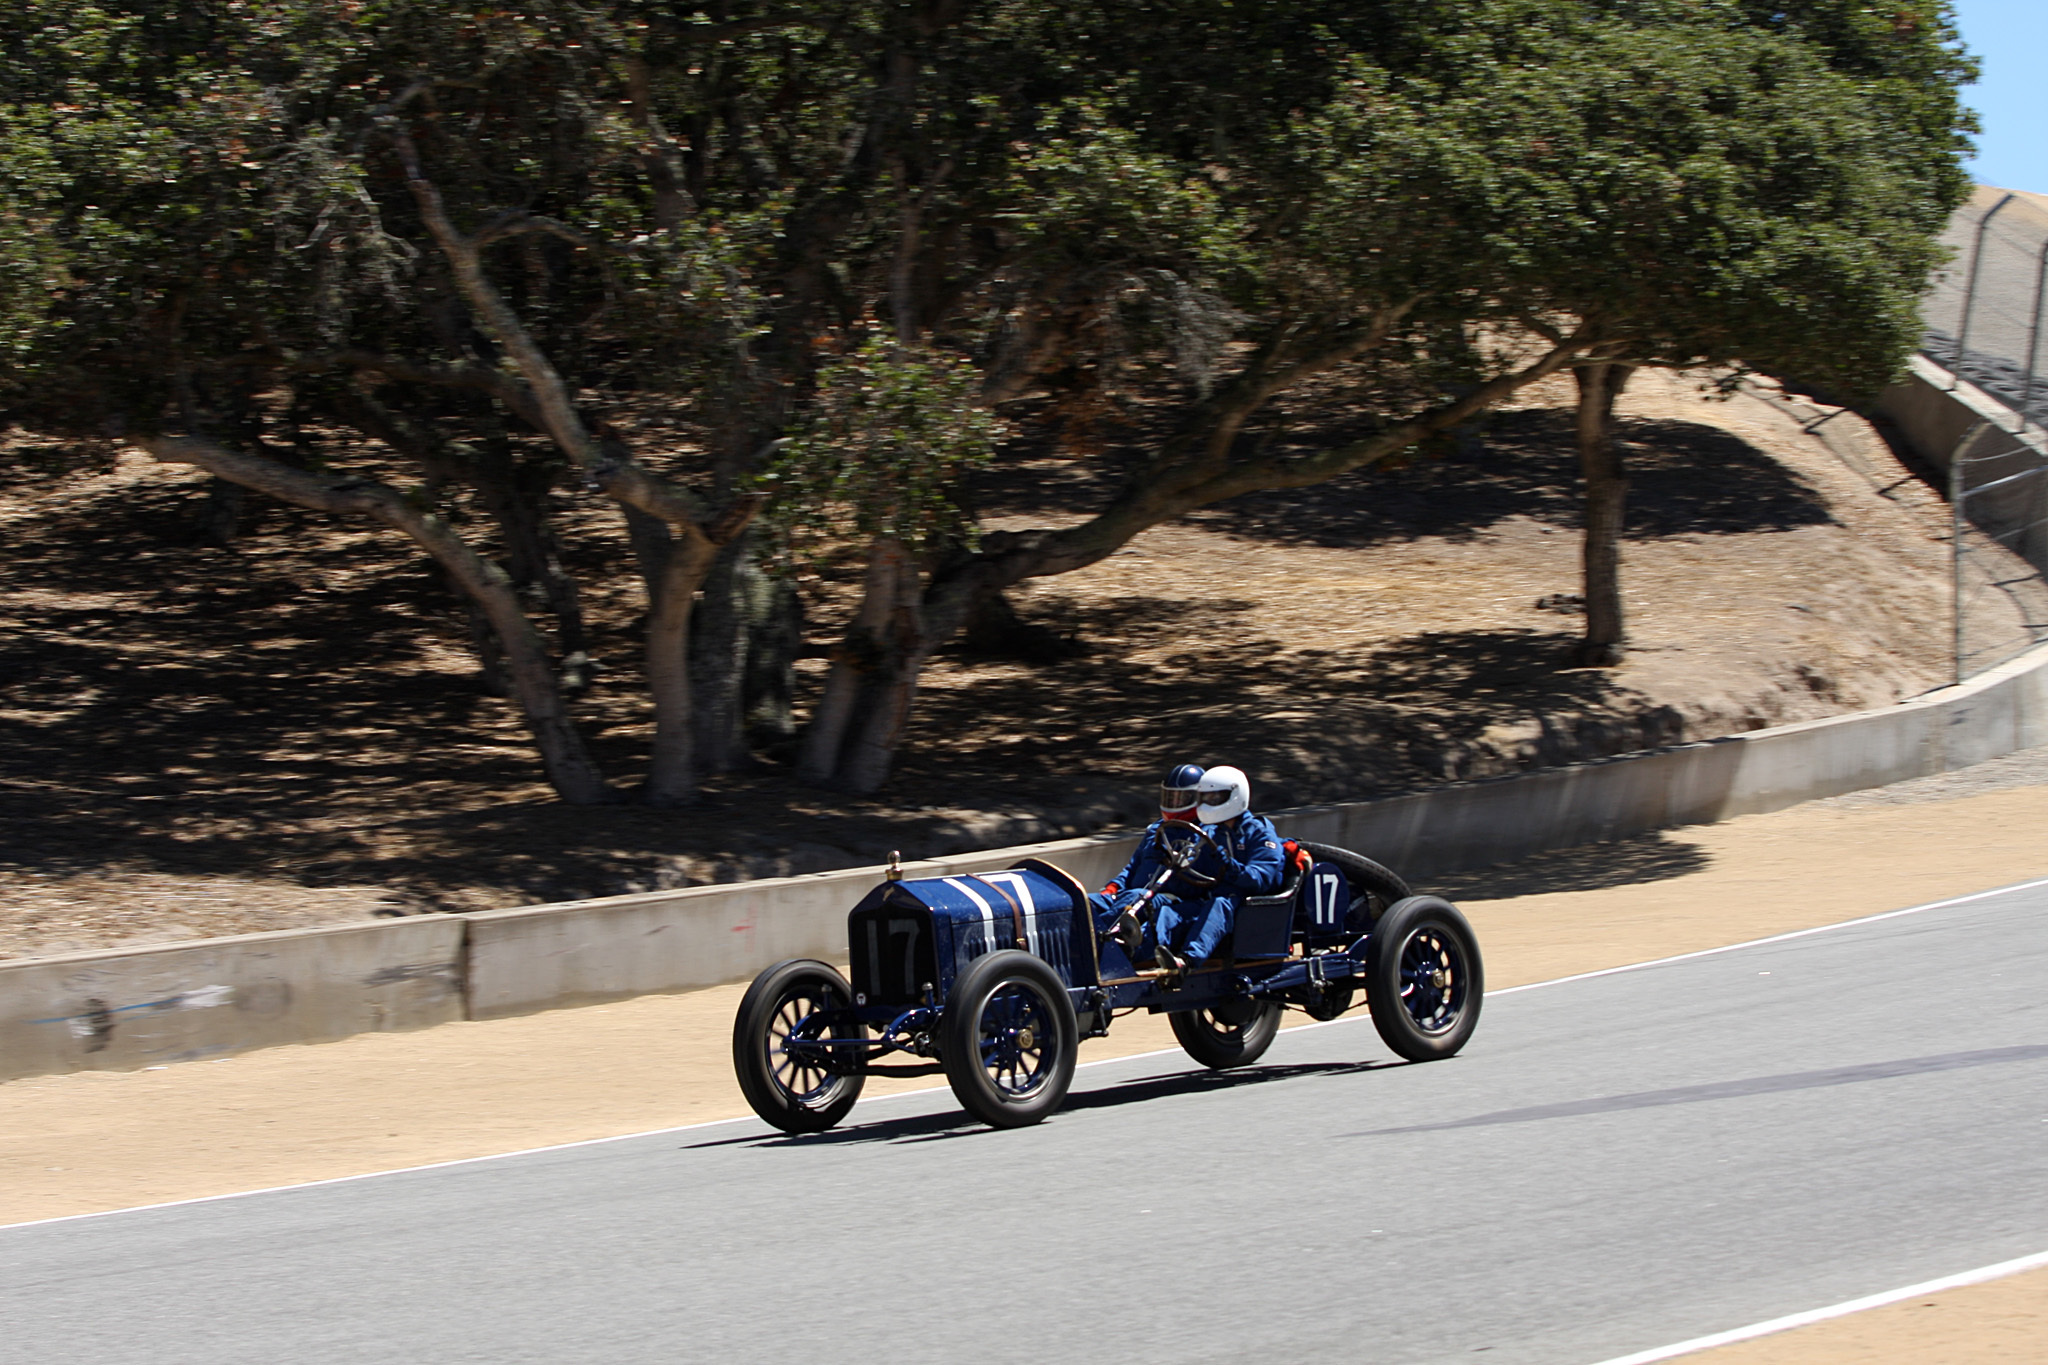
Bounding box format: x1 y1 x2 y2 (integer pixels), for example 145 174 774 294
7 871 2047 1241
1584 1247 2048 1364
1485 871 2048 999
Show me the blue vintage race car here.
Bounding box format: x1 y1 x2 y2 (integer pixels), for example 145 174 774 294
732 820 1483 1132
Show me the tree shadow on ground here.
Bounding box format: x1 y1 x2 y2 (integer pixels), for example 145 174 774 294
0 472 658 901
0 410 1809 914
907 601 1688 813
0 531 1685 904
1178 412 1835 550
1429 831 1710 900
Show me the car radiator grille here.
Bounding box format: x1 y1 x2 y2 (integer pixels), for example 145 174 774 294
849 901 937 1007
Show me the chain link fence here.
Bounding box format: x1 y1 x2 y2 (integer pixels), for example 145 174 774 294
1923 190 2048 427
1949 419 2048 681
1921 190 2048 680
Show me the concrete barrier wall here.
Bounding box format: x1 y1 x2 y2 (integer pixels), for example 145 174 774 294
1282 640 2048 879
464 841 1133 1019
0 918 464 1082
5 641 2045 1081
463 640 2048 1017
1879 353 2048 473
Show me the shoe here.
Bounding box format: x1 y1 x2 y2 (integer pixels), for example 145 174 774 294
1112 911 1143 957
1155 944 1187 974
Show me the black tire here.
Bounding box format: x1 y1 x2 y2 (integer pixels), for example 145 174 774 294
941 950 1079 1129
1298 842 1412 934
1169 998 1284 1069
1366 896 1483 1062
732 959 866 1133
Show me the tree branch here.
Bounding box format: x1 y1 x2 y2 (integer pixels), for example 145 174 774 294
137 433 617 802
137 434 388 516
1201 325 1598 497
270 349 548 430
381 118 704 527
952 323 1600 591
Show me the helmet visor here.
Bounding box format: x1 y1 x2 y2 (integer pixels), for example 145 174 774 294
1197 789 1233 807
1159 786 1200 813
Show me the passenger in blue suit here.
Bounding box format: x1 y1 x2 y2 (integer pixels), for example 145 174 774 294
1093 763 1287 972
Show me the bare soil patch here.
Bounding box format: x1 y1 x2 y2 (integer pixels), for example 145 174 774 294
0 371 1974 957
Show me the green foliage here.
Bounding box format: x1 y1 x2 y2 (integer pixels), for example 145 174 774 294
766 336 1007 560
0 0 1979 481
0 122 68 366
0 0 1984 795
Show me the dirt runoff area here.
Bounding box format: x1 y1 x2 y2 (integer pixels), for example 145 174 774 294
0 367 2006 958
5 753 2048 1362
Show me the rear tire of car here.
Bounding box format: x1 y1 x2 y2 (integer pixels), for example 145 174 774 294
1365 896 1483 1062
942 950 1079 1129
1169 998 1284 1069
1296 843 1411 934
732 959 867 1134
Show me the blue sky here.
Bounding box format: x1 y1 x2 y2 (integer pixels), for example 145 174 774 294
1954 0 2048 192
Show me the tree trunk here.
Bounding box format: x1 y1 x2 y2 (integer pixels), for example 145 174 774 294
797 537 928 791
741 565 804 750
402 508 617 805
682 525 803 772
457 590 512 697
198 476 246 546
471 433 589 675
138 434 618 805
796 538 897 786
637 517 719 806
689 535 752 776
836 546 932 794
339 396 589 690
1572 362 1634 667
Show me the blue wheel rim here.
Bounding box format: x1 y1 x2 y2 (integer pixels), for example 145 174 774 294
977 981 1054 1098
1397 925 1468 1035
771 987 853 1107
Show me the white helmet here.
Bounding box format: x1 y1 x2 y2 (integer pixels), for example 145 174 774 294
1193 764 1250 824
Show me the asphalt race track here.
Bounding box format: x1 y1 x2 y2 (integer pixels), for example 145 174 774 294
4 882 2045 1365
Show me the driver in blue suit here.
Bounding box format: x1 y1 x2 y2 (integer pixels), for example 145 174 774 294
1093 763 1287 972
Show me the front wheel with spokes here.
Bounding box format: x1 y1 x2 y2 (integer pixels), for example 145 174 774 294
1365 896 1483 1062
732 959 866 1133
942 950 1079 1129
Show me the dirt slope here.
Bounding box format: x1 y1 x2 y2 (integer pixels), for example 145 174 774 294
0 371 1981 957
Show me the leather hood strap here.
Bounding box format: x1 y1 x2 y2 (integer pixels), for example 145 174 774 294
965 874 1029 949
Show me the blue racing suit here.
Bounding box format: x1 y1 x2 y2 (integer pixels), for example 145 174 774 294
1091 812 1288 963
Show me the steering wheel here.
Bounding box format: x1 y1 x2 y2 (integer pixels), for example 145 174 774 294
1153 818 1219 888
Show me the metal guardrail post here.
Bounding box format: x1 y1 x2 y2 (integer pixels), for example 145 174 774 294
2020 232 2048 430
1953 433 1964 683
1953 420 1984 684
1954 193 2016 380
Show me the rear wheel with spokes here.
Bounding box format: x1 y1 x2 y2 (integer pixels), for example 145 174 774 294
1366 896 1483 1062
732 959 866 1133
942 950 1079 1129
